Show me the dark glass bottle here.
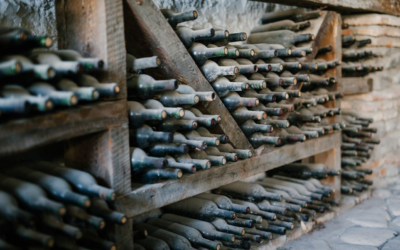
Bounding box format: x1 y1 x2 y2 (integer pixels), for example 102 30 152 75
130 147 167 173
161 9 198 28
214 182 283 202
127 74 177 99
0 190 35 226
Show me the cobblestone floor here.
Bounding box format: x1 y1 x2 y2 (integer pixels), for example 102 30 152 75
279 184 400 250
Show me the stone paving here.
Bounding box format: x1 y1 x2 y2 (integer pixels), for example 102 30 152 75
279 184 400 250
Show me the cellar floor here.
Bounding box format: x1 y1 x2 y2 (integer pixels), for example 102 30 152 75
279 183 400 250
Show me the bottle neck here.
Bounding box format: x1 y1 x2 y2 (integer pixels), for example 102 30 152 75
256 50 277 59
293 33 314 43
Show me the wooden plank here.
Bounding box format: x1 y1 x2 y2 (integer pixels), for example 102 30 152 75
352 36 400 48
120 133 341 218
55 0 127 100
343 14 400 27
123 0 253 150
249 0 400 16
0 100 128 157
341 77 373 95
349 26 400 38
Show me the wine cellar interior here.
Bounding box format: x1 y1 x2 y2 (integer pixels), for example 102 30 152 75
1 0 400 249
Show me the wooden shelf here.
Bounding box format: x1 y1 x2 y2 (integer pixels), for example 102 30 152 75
249 0 400 16
0 100 128 157
119 132 341 218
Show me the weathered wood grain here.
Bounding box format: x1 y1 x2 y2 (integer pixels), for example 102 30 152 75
250 0 400 16
123 0 253 150
0 100 128 157
120 133 341 218
341 77 373 95
349 26 400 38
56 0 127 100
343 14 400 27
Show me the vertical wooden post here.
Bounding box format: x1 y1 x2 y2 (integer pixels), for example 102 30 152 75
55 0 127 99
308 146 341 201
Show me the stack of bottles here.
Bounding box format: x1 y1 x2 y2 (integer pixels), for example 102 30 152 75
162 8 342 150
133 167 336 249
0 161 126 249
340 111 379 194
341 27 384 77
127 10 253 184
0 27 118 119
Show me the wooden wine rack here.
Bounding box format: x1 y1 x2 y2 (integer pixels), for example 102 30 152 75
0 0 348 249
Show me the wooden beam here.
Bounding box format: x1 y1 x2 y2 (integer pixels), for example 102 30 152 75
0 100 128 157
349 26 400 38
343 14 400 27
55 0 127 100
120 132 341 218
123 0 253 150
341 77 373 95
249 0 400 16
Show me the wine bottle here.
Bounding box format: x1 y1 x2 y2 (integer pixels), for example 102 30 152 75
259 116 290 128
256 181 314 203
197 127 229 144
176 154 211 170
317 45 332 55
189 43 228 65
137 168 182 183
161 214 235 242
200 60 239 82
0 191 35 226
71 74 120 97
253 44 292 58
0 27 52 51
233 74 267 89
196 193 249 213
128 101 167 128
5 167 90 208
205 147 238 162
259 87 289 101
1 55 55 80
190 108 222 125
222 92 259 111
217 59 258 76
161 9 198 28
236 58 270 73
264 58 302 72
230 199 278 220
252 20 311 33
233 44 277 61
156 118 198 132
136 222 197 249
232 107 266 124
184 130 220 146
214 182 282 202
222 239 251 249
127 74 177 99
56 79 99 101
142 99 184 119
38 214 82 240
265 43 306 57
273 175 331 197
273 86 301 98
277 163 335 179
171 132 205 150
88 198 127 225
130 147 167 173
241 120 273 136
255 220 286 235
147 143 189 156
264 102 294 112
65 205 105 230
218 144 253 159
176 84 216 102
156 90 200 107
234 233 261 243
288 109 321 124
53 50 104 71
126 54 160 73
278 129 307 144
31 161 116 201
1 85 53 112
0 174 65 216
164 155 196 173
210 218 245 236
28 82 78 106
29 51 83 75
287 125 318 138
164 197 236 221
226 218 254 228
260 8 322 23
252 103 283 116
241 89 276 103
77 233 116 250
263 187 308 207
175 27 215 48
248 30 314 48
190 150 226 166
135 235 169 250
268 219 294 229
201 31 247 46
130 125 173 148
8 224 54 248
281 71 309 82
224 44 252 58
248 133 282 147
211 76 248 97
244 227 273 240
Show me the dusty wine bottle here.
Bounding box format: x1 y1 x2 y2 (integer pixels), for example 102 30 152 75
130 147 168 173
175 27 215 48
126 54 160 73
0 191 35 226
1 85 53 112
130 125 173 148
31 161 116 201
248 30 314 48
29 51 83 75
189 43 228 65
127 74 177 99
260 8 322 23
56 79 99 101
142 99 184 119
53 50 104 71
161 9 198 28
0 174 65 216
28 82 78 107
222 92 259 111
214 182 282 202
252 20 311 33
